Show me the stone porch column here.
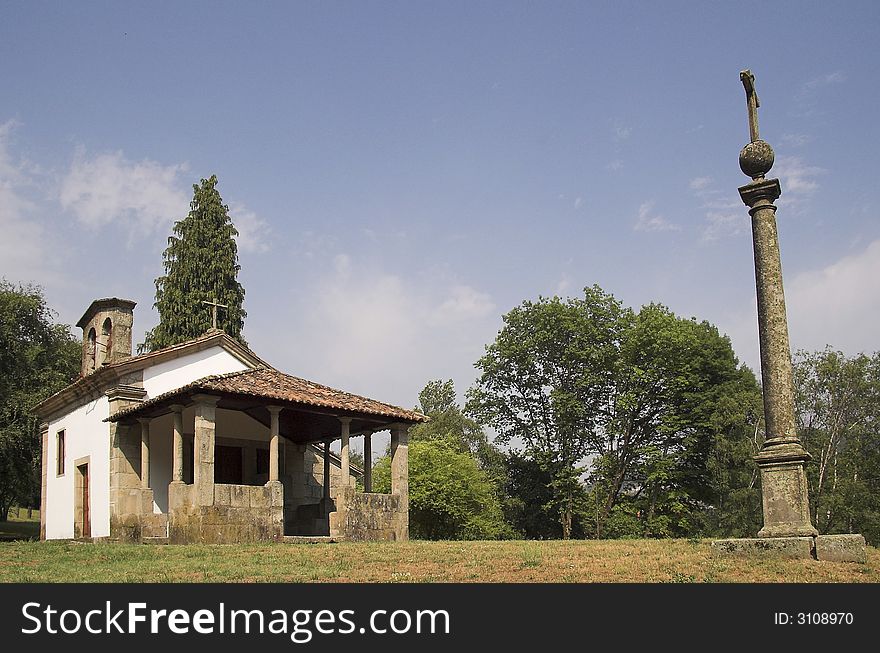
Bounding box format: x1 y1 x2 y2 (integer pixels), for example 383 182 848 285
193 394 220 506
268 406 283 483
138 418 151 489
339 417 351 487
323 440 331 501
390 423 409 517
363 431 372 493
171 404 185 484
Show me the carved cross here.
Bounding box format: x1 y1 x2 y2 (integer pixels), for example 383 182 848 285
740 69 760 142
202 299 228 330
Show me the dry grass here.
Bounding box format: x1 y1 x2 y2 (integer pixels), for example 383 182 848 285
0 538 877 583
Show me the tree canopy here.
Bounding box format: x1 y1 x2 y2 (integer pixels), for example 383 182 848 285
467 285 762 539
141 175 246 352
0 281 79 520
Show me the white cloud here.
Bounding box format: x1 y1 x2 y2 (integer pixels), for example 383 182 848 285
689 176 712 191
430 285 495 326
614 125 632 140
606 159 623 171
803 71 845 92
786 239 880 356
702 211 748 242
573 197 583 210
267 254 499 409
228 201 270 254
774 155 822 196
780 133 811 148
634 200 679 232
0 121 55 285
59 149 189 235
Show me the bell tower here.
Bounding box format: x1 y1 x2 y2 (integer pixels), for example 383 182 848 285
76 298 137 375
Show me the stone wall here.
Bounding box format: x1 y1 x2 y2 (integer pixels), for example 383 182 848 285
168 481 283 544
330 486 406 541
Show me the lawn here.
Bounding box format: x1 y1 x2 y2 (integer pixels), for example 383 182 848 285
0 508 39 542
0 538 877 582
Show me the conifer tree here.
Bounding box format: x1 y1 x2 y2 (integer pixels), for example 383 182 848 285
141 175 246 352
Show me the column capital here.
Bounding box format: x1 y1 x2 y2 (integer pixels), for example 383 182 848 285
267 405 284 416
191 393 221 406
338 416 352 426
738 177 781 208
170 403 186 414
137 417 151 426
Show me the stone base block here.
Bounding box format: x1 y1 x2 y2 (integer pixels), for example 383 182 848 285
711 537 813 559
815 534 867 563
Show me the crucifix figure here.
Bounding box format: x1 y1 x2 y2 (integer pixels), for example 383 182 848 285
740 69 760 143
202 299 228 330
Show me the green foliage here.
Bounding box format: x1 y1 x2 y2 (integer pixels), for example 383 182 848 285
411 379 505 482
141 175 247 352
373 438 513 540
467 286 627 538
467 285 763 540
0 281 79 520
794 348 880 544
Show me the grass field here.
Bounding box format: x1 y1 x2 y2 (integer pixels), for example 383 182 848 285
0 537 877 583
0 508 40 542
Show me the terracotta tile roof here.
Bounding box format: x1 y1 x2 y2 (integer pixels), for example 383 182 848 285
109 367 427 424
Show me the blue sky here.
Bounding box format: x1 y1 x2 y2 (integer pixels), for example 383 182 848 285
2 1 879 436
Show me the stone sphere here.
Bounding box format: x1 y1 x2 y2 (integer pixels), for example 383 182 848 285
739 139 775 178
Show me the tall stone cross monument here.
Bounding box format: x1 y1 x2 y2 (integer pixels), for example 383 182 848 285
737 70 817 538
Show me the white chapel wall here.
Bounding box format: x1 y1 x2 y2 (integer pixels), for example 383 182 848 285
142 346 250 398
44 395 111 540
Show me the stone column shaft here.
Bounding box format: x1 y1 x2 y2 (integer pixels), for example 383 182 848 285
339 417 351 488
138 418 151 489
363 432 372 493
193 395 220 506
268 406 282 483
171 405 184 483
390 425 409 508
323 440 331 500
740 178 817 538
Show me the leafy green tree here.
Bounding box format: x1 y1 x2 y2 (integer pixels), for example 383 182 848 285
467 286 629 539
411 379 505 482
141 175 246 352
0 282 79 519
468 285 761 540
373 438 513 540
794 348 880 542
595 304 760 538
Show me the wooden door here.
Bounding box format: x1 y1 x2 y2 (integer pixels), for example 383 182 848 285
216 446 243 484
80 464 90 538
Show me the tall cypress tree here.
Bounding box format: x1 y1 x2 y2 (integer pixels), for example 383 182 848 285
141 175 247 352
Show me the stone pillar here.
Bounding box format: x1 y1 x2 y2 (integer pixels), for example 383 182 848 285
268 406 283 483
739 138 817 538
363 431 372 493
390 423 409 539
171 404 185 484
138 418 151 489
339 417 351 487
192 394 220 506
323 440 331 501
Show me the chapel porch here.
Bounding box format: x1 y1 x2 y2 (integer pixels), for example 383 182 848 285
106 367 425 544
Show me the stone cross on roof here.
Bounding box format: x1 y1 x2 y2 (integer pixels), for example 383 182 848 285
202 299 228 330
